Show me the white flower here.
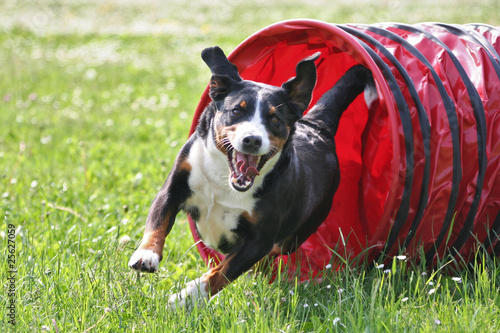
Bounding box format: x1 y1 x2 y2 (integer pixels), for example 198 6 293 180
85 68 97 80
303 303 309 308
375 263 385 269
396 255 407 260
384 269 391 274
40 135 52 144
452 277 462 283
401 297 409 302
428 288 436 295
118 235 131 249
333 317 341 325
325 264 332 269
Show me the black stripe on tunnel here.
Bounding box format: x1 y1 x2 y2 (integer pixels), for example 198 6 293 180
465 24 500 65
382 24 459 260
348 24 432 263
435 23 500 86
463 25 500 71
433 23 500 254
396 23 487 264
422 23 488 260
362 25 455 256
338 25 415 267
339 25 422 266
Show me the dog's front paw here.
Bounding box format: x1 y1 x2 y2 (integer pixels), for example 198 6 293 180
167 278 209 311
128 249 160 272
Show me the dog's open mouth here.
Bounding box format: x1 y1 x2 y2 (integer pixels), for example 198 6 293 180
227 148 271 192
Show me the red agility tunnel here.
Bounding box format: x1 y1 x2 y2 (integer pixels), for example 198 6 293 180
188 19 500 280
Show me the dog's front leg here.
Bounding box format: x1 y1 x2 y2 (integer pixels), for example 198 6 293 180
128 154 192 273
168 237 273 310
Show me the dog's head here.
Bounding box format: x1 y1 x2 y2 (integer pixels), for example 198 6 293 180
201 46 319 192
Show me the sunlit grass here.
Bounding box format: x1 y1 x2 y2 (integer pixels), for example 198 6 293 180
1 0 499 332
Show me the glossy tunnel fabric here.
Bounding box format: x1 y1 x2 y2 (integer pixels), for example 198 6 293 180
188 20 500 280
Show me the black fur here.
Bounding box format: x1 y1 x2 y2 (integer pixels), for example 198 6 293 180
129 46 375 304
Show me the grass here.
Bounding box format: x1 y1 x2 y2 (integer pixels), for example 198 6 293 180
1 0 499 331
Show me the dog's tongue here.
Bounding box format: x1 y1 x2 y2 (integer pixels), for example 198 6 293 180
235 152 260 177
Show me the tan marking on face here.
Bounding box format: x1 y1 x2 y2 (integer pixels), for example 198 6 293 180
268 133 288 151
239 100 247 109
214 112 237 154
269 106 277 115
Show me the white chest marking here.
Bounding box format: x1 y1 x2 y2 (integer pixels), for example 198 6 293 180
184 136 259 249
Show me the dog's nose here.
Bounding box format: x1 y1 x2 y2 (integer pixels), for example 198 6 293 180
242 135 262 151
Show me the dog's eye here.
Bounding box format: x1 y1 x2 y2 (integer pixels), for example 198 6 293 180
270 115 280 124
232 109 242 116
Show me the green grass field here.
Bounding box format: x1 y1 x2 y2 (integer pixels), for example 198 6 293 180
1 0 499 331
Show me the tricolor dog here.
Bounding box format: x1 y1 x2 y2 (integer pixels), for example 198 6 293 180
129 46 377 309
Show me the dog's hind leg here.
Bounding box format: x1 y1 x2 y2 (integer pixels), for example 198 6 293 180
304 64 376 135
168 235 274 310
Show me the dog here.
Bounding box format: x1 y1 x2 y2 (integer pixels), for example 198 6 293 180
128 46 377 309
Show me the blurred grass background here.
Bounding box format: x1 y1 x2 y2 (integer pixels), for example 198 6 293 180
0 0 499 332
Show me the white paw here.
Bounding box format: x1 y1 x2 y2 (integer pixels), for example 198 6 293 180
167 278 209 311
128 249 160 272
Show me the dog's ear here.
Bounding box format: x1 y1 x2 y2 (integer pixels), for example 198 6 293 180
202 46 243 101
202 46 242 82
208 74 236 101
282 52 320 120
